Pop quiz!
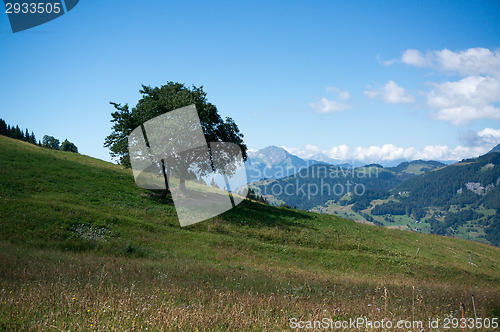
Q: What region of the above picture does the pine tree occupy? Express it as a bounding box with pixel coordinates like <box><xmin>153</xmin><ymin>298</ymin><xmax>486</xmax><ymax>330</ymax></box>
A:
<box><xmin>0</xmin><ymin>119</ymin><xmax>7</xmax><ymax>136</ymax></box>
<box><xmin>15</xmin><ymin>125</ymin><xmax>22</xmax><ymax>139</ymax></box>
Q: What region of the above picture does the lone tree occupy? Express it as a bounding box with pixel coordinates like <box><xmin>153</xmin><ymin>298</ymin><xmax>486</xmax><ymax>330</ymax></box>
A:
<box><xmin>104</xmin><ymin>82</ymin><xmax>247</xmax><ymax>196</ymax></box>
<box><xmin>61</xmin><ymin>139</ymin><xmax>78</xmax><ymax>153</ymax></box>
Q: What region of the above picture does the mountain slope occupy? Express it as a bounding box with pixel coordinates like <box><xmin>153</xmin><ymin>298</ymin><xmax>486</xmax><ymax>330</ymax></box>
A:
<box><xmin>250</xmin><ymin>155</ymin><xmax>499</xmax><ymax>246</ymax></box>
<box><xmin>0</xmin><ymin>135</ymin><xmax>499</xmax><ymax>329</ymax></box>
<box><xmin>488</xmin><ymin>143</ymin><xmax>500</xmax><ymax>154</ymax></box>
<box><xmin>386</xmin><ymin>159</ymin><xmax>446</xmax><ymax>175</ymax></box>
<box><xmin>393</xmin><ymin>152</ymin><xmax>500</xmax><ymax>210</ymax></box>
<box><xmin>323</xmin><ymin>153</ymin><xmax>500</xmax><ymax>246</ymax></box>
<box><xmin>246</xmin><ymin>145</ymin><xmax>320</xmax><ymax>182</ymax></box>
<box><xmin>251</xmin><ymin>160</ymin><xmax>446</xmax><ymax>211</ymax></box>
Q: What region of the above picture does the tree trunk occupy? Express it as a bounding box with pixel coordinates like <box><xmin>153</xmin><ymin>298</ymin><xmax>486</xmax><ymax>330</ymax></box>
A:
<box><xmin>179</xmin><ymin>178</ymin><xmax>186</xmax><ymax>193</ymax></box>
<box><xmin>160</xmin><ymin>159</ymin><xmax>170</xmax><ymax>198</ymax></box>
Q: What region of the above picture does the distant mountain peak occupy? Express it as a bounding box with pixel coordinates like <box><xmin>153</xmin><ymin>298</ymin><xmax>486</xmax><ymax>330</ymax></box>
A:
<box><xmin>249</xmin><ymin>146</ymin><xmax>292</xmax><ymax>166</ymax></box>
<box><xmin>307</xmin><ymin>152</ymin><xmax>339</xmax><ymax>165</ymax></box>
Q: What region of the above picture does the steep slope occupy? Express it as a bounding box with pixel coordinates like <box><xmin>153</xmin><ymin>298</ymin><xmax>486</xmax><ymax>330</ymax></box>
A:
<box><xmin>393</xmin><ymin>152</ymin><xmax>500</xmax><ymax>210</ymax></box>
<box><xmin>488</xmin><ymin>143</ymin><xmax>500</xmax><ymax>154</ymax></box>
<box><xmin>320</xmin><ymin>153</ymin><xmax>500</xmax><ymax>245</ymax></box>
<box><xmin>0</xmin><ymin>135</ymin><xmax>499</xmax><ymax>330</ymax></box>
<box><xmin>385</xmin><ymin>152</ymin><xmax>500</xmax><ymax>244</ymax></box>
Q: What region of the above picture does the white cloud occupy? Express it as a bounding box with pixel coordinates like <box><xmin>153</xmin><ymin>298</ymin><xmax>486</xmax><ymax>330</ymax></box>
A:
<box><xmin>352</xmin><ymin>144</ymin><xmax>415</xmax><ymax>161</ymax></box>
<box><xmin>364</xmin><ymin>80</ymin><xmax>415</xmax><ymax>104</ymax></box>
<box><xmin>478</xmin><ymin>128</ymin><xmax>500</xmax><ymax>143</ymax></box>
<box><xmin>401</xmin><ymin>49</ymin><xmax>428</xmax><ymax>67</ymax></box>
<box><xmin>283</xmin><ymin>141</ymin><xmax>491</xmax><ymax>163</ymax></box>
<box><xmin>281</xmin><ymin>144</ymin><xmax>320</xmax><ymax>159</ymax></box>
<box><xmin>382</xmin><ymin>47</ymin><xmax>500</xmax><ymax>125</ymax></box>
<box><xmin>389</xmin><ymin>47</ymin><xmax>500</xmax><ymax>76</ymax></box>
<box><xmin>309</xmin><ymin>97</ymin><xmax>351</xmax><ymax>113</ymax></box>
<box><xmin>326</xmin><ymin>144</ymin><xmax>351</xmax><ymax>160</ymax></box>
<box><xmin>459</xmin><ymin>128</ymin><xmax>500</xmax><ymax>147</ymax></box>
<box><xmin>432</xmin><ymin>48</ymin><xmax>500</xmax><ymax>77</ymax></box>
<box><xmin>382</xmin><ymin>59</ymin><xmax>397</xmax><ymax>66</ymax></box>
<box><xmin>425</xmin><ymin>75</ymin><xmax>500</xmax><ymax>125</ymax></box>
<box><xmin>309</xmin><ymin>87</ymin><xmax>351</xmax><ymax>113</ymax></box>
<box><xmin>325</xmin><ymin>86</ymin><xmax>351</xmax><ymax>100</ymax></box>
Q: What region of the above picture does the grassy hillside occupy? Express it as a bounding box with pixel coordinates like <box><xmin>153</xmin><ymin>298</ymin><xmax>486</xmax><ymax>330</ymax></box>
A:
<box><xmin>0</xmin><ymin>135</ymin><xmax>499</xmax><ymax>330</ymax></box>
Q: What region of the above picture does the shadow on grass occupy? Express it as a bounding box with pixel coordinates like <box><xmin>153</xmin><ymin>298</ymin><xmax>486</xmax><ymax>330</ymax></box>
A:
<box><xmin>219</xmin><ymin>199</ymin><xmax>315</xmax><ymax>229</ymax></box>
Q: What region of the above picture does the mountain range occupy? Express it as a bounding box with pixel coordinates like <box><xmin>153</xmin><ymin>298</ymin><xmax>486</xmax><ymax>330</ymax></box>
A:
<box><xmin>246</xmin><ymin>145</ymin><xmax>449</xmax><ymax>182</ymax></box>
<box><xmin>248</xmin><ymin>146</ymin><xmax>500</xmax><ymax>247</ymax></box>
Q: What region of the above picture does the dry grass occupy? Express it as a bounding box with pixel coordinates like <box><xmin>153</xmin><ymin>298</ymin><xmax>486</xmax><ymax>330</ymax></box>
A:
<box><xmin>1</xmin><ymin>243</ymin><xmax>498</xmax><ymax>331</ymax></box>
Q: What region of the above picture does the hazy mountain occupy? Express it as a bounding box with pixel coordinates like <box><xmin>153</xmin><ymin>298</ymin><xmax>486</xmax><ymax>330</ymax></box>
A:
<box><xmin>246</xmin><ymin>146</ymin><xmax>362</xmax><ymax>182</ymax></box>
<box><xmin>246</xmin><ymin>146</ymin><xmax>319</xmax><ymax>182</ymax></box>
<box><xmin>307</xmin><ymin>153</ymin><xmax>355</xmax><ymax>169</ymax></box>
<box><xmin>308</xmin><ymin>153</ymin><xmax>340</xmax><ymax>164</ymax></box>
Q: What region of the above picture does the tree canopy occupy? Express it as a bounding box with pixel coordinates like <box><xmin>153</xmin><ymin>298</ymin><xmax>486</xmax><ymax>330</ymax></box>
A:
<box><xmin>42</xmin><ymin>135</ymin><xmax>60</xmax><ymax>150</ymax></box>
<box><xmin>104</xmin><ymin>82</ymin><xmax>247</xmax><ymax>168</ymax></box>
<box><xmin>61</xmin><ymin>139</ymin><xmax>78</xmax><ymax>153</ymax></box>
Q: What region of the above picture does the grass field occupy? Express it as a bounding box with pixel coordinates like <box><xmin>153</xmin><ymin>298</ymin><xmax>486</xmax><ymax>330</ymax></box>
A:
<box><xmin>0</xmin><ymin>136</ymin><xmax>499</xmax><ymax>331</ymax></box>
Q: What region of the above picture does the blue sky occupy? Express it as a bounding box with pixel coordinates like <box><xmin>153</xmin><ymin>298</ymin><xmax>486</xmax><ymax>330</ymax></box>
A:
<box><xmin>1</xmin><ymin>0</ymin><xmax>499</xmax><ymax>164</ymax></box>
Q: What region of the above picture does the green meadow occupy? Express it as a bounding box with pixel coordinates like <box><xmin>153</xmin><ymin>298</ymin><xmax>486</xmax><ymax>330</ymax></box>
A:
<box><xmin>1</xmin><ymin>135</ymin><xmax>499</xmax><ymax>331</ymax></box>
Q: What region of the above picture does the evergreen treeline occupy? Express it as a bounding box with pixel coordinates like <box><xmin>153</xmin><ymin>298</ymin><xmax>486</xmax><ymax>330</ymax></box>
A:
<box><xmin>371</xmin><ymin>201</ymin><xmax>406</xmax><ymax>215</ymax></box>
<box><xmin>0</xmin><ymin>118</ymin><xmax>78</xmax><ymax>153</ymax></box>
<box><xmin>393</xmin><ymin>153</ymin><xmax>500</xmax><ymax>210</ymax></box>
<box><xmin>485</xmin><ymin>215</ymin><xmax>500</xmax><ymax>247</ymax></box>
<box><xmin>247</xmin><ymin>188</ymin><xmax>268</xmax><ymax>204</ymax></box>
<box><xmin>0</xmin><ymin>118</ymin><xmax>37</xmax><ymax>144</ymax></box>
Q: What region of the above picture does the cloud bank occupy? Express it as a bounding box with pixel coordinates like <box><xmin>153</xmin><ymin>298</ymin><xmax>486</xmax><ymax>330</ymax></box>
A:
<box><xmin>283</xmin><ymin>128</ymin><xmax>498</xmax><ymax>163</ymax></box>
<box><xmin>383</xmin><ymin>47</ymin><xmax>500</xmax><ymax>125</ymax></box>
